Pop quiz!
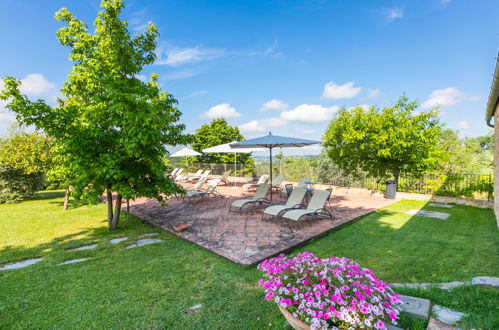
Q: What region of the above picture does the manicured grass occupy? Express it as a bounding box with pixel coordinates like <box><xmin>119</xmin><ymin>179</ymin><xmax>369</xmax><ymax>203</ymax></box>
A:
<box><xmin>0</xmin><ymin>192</ymin><xmax>497</xmax><ymax>328</ymax></box>
<box><xmin>301</xmin><ymin>199</ymin><xmax>498</xmax><ymax>283</ymax></box>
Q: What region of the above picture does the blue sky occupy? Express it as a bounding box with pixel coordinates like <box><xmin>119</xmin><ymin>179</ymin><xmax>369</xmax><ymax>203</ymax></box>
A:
<box><xmin>1</xmin><ymin>0</ymin><xmax>498</xmax><ymax>155</ymax></box>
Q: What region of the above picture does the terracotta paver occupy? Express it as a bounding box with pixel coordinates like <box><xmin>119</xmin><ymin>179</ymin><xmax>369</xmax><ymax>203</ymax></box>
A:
<box><xmin>128</xmin><ymin>183</ymin><xmax>396</xmax><ymax>265</ymax></box>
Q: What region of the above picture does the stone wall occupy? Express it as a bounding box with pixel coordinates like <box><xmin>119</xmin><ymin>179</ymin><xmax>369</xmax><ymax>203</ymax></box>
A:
<box><xmin>495</xmin><ymin>109</ymin><xmax>499</xmax><ymax>225</ymax></box>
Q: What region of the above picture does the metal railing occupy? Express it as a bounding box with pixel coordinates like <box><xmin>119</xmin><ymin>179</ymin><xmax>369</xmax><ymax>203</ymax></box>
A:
<box><xmin>174</xmin><ymin>162</ymin><xmax>494</xmax><ymax>200</ymax></box>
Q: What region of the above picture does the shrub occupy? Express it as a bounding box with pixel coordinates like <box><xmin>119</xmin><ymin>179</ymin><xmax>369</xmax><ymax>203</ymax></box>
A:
<box><xmin>258</xmin><ymin>252</ymin><xmax>402</xmax><ymax>329</ymax></box>
<box><xmin>0</xmin><ymin>165</ymin><xmax>45</xmax><ymax>203</ymax></box>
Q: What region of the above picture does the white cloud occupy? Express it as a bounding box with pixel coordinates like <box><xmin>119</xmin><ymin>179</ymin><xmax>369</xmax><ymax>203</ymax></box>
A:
<box><xmin>322</xmin><ymin>81</ymin><xmax>362</xmax><ymax>100</ymax></box>
<box><xmin>184</xmin><ymin>90</ymin><xmax>208</xmax><ymax>99</ymax></box>
<box><xmin>19</xmin><ymin>73</ymin><xmax>56</xmax><ymax>96</ymax></box>
<box><xmin>135</xmin><ymin>74</ymin><xmax>146</xmax><ymax>81</ymax></box>
<box><xmin>260</xmin><ymin>99</ymin><xmax>288</xmax><ymax>112</ymax></box>
<box><xmin>238</xmin><ymin>117</ymin><xmax>288</xmax><ymax>134</ymax></box>
<box><xmin>155</xmin><ymin>41</ymin><xmax>278</xmax><ymax>66</ymax></box>
<box><xmin>367</xmin><ymin>88</ymin><xmax>380</xmax><ymax>98</ymax></box>
<box><xmin>383</xmin><ymin>7</ymin><xmax>404</xmax><ymax>22</ymax></box>
<box><xmin>238</xmin><ymin>120</ymin><xmax>267</xmax><ymax>134</ymax></box>
<box><xmin>457</xmin><ymin>121</ymin><xmax>470</xmax><ymax>129</ymax></box>
<box><xmin>202</xmin><ymin>104</ymin><xmax>242</xmax><ymax>119</ymax></box>
<box><xmin>156</xmin><ymin>45</ymin><xmax>226</xmax><ymax>66</ymax></box>
<box><xmin>128</xmin><ymin>9</ymin><xmax>151</xmax><ymax>32</ymax></box>
<box><xmin>422</xmin><ymin>87</ymin><xmax>479</xmax><ymax>109</ymax></box>
<box><xmin>281</xmin><ymin>104</ymin><xmax>339</xmax><ymax>123</ymax></box>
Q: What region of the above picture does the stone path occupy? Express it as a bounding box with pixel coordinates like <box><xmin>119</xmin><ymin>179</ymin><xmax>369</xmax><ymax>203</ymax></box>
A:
<box><xmin>67</xmin><ymin>243</ymin><xmax>98</xmax><ymax>251</ymax></box>
<box><xmin>391</xmin><ymin>281</ymin><xmax>469</xmax><ymax>290</ymax></box>
<box><xmin>433</xmin><ymin>305</ymin><xmax>465</xmax><ymax>325</ymax></box>
<box><xmin>428</xmin><ymin>202</ymin><xmax>454</xmax><ymax>208</ymax></box>
<box><xmin>109</xmin><ymin>237</ymin><xmax>128</xmax><ymax>244</ymax></box>
<box><xmin>471</xmin><ymin>276</ymin><xmax>499</xmax><ymax>286</ymax></box>
<box><xmin>0</xmin><ymin>258</ymin><xmax>43</xmax><ymax>271</ymax></box>
<box><xmin>400</xmin><ymin>295</ymin><xmax>431</xmax><ymax>319</ymax></box>
<box><xmin>128</xmin><ymin>184</ymin><xmax>397</xmax><ymax>265</ymax></box>
<box><xmin>427</xmin><ymin>318</ymin><xmax>455</xmax><ymax>330</ymax></box>
<box><xmin>125</xmin><ymin>238</ymin><xmax>163</xmax><ymax>249</ymax></box>
<box><xmin>405</xmin><ymin>209</ymin><xmax>450</xmax><ymax>220</ymax></box>
<box><xmin>139</xmin><ymin>232</ymin><xmax>159</xmax><ymax>237</ymax></box>
<box><xmin>58</xmin><ymin>258</ymin><xmax>91</xmax><ymax>265</ymax></box>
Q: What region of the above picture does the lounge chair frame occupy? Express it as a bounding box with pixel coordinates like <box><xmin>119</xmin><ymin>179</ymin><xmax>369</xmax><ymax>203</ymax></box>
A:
<box><xmin>229</xmin><ymin>184</ymin><xmax>271</xmax><ymax>213</ymax></box>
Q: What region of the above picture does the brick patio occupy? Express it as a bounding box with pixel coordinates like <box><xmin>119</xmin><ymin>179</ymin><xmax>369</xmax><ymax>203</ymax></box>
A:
<box><xmin>128</xmin><ymin>183</ymin><xmax>397</xmax><ymax>265</ymax></box>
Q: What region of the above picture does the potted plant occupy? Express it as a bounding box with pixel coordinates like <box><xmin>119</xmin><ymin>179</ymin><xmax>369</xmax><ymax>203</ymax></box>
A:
<box><xmin>258</xmin><ymin>252</ymin><xmax>402</xmax><ymax>329</ymax></box>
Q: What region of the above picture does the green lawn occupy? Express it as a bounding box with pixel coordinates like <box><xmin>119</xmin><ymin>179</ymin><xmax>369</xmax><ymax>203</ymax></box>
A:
<box><xmin>0</xmin><ymin>191</ymin><xmax>497</xmax><ymax>329</ymax></box>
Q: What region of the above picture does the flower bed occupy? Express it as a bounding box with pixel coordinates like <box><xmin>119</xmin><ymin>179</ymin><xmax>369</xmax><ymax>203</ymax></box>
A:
<box><xmin>258</xmin><ymin>252</ymin><xmax>402</xmax><ymax>329</ymax></box>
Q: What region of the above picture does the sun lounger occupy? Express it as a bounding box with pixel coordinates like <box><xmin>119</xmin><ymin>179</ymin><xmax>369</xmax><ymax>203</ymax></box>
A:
<box><xmin>229</xmin><ymin>184</ymin><xmax>271</xmax><ymax>213</ymax></box>
<box><xmin>242</xmin><ymin>174</ymin><xmax>269</xmax><ymax>191</ymax></box>
<box><xmin>185</xmin><ymin>169</ymin><xmax>203</xmax><ymax>182</ymax></box>
<box><xmin>271</xmin><ymin>175</ymin><xmax>285</xmax><ymax>191</ymax></box>
<box><xmin>186</xmin><ymin>179</ymin><xmax>223</xmax><ymax>200</ymax></box>
<box><xmin>297</xmin><ymin>178</ymin><xmax>310</xmax><ymax>189</ymax></box>
<box><xmin>185</xmin><ymin>177</ymin><xmax>208</xmax><ymax>192</ymax></box>
<box><xmin>220</xmin><ymin>170</ymin><xmax>231</xmax><ymax>185</ymax></box>
<box><xmin>170</xmin><ymin>168</ymin><xmax>179</xmax><ymax>177</ymax></box>
<box><xmin>281</xmin><ymin>190</ymin><xmax>334</xmax><ymax>221</ymax></box>
<box><xmin>262</xmin><ymin>187</ymin><xmax>307</xmax><ymax>221</ymax></box>
<box><xmin>174</xmin><ymin>174</ymin><xmax>186</xmax><ymax>182</ymax></box>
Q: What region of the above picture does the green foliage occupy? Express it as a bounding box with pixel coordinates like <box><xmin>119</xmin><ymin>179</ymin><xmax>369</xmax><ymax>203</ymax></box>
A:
<box><xmin>191</xmin><ymin>118</ymin><xmax>255</xmax><ymax>170</ymax></box>
<box><xmin>0</xmin><ymin>165</ymin><xmax>45</xmax><ymax>203</ymax></box>
<box><xmin>436</xmin><ymin>129</ymin><xmax>493</xmax><ymax>173</ymax></box>
<box><xmin>0</xmin><ymin>0</ymin><xmax>189</xmax><ymax>229</ymax></box>
<box><xmin>323</xmin><ymin>96</ymin><xmax>443</xmax><ymax>182</ymax></box>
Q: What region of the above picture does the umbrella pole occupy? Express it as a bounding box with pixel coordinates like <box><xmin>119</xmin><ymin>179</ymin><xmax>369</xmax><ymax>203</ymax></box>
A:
<box><xmin>234</xmin><ymin>153</ymin><xmax>237</xmax><ymax>187</ymax></box>
<box><xmin>269</xmin><ymin>147</ymin><xmax>273</xmax><ymax>201</ymax></box>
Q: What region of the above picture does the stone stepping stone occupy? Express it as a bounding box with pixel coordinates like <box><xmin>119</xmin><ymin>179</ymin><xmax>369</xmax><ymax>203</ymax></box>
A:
<box><xmin>428</xmin><ymin>202</ymin><xmax>454</xmax><ymax>208</ymax></box>
<box><xmin>109</xmin><ymin>237</ymin><xmax>128</xmax><ymax>244</ymax></box>
<box><xmin>427</xmin><ymin>317</ymin><xmax>456</xmax><ymax>330</ymax></box>
<box><xmin>58</xmin><ymin>258</ymin><xmax>90</xmax><ymax>265</ymax></box>
<box><xmin>125</xmin><ymin>238</ymin><xmax>163</xmax><ymax>249</ymax></box>
<box><xmin>0</xmin><ymin>258</ymin><xmax>43</xmax><ymax>271</ymax></box>
<box><xmin>472</xmin><ymin>276</ymin><xmax>499</xmax><ymax>287</ymax></box>
<box><xmin>405</xmin><ymin>209</ymin><xmax>450</xmax><ymax>220</ymax></box>
<box><xmin>400</xmin><ymin>294</ymin><xmax>431</xmax><ymax>319</ymax></box>
<box><xmin>433</xmin><ymin>305</ymin><xmax>465</xmax><ymax>325</ymax></box>
<box><xmin>67</xmin><ymin>243</ymin><xmax>98</xmax><ymax>251</ymax></box>
<box><xmin>139</xmin><ymin>232</ymin><xmax>159</xmax><ymax>237</ymax></box>
<box><xmin>391</xmin><ymin>281</ymin><xmax>468</xmax><ymax>290</ymax></box>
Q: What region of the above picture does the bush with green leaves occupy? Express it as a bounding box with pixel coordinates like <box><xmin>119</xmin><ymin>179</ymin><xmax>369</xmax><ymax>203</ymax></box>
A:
<box><xmin>0</xmin><ymin>165</ymin><xmax>45</xmax><ymax>203</ymax></box>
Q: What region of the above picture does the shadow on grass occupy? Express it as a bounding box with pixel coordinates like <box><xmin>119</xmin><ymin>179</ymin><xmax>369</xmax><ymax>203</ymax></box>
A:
<box><xmin>0</xmin><ymin>213</ymin><xmax>157</xmax><ymax>266</ymax></box>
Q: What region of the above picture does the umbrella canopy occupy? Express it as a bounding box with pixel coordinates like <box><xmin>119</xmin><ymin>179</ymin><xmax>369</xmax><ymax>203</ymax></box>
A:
<box><xmin>203</xmin><ymin>141</ymin><xmax>264</xmax><ymax>186</ymax></box>
<box><xmin>170</xmin><ymin>147</ymin><xmax>202</xmax><ymax>157</ymax></box>
<box><xmin>202</xmin><ymin>141</ymin><xmax>263</xmax><ymax>154</ymax></box>
<box><xmin>231</xmin><ymin>132</ymin><xmax>320</xmax><ymax>200</ymax></box>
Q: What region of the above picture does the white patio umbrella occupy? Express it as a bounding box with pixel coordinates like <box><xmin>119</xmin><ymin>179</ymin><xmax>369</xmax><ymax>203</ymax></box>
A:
<box><xmin>169</xmin><ymin>147</ymin><xmax>202</xmax><ymax>168</ymax></box>
<box><xmin>170</xmin><ymin>147</ymin><xmax>202</xmax><ymax>157</ymax></box>
<box><xmin>202</xmin><ymin>141</ymin><xmax>264</xmax><ymax>186</ymax></box>
<box><xmin>231</xmin><ymin>132</ymin><xmax>320</xmax><ymax>200</ymax></box>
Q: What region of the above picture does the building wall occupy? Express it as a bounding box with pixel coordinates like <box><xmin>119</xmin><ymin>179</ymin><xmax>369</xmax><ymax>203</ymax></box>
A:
<box><xmin>494</xmin><ymin>108</ymin><xmax>499</xmax><ymax>226</ymax></box>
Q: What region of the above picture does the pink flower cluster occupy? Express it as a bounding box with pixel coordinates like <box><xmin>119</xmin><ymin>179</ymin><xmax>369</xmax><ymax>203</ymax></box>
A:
<box><xmin>257</xmin><ymin>252</ymin><xmax>402</xmax><ymax>329</ymax></box>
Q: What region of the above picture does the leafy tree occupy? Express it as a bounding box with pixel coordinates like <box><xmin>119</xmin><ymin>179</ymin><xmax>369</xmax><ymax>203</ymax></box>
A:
<box><xmin>0</xmin><ymin>131</ymin><xmax>54</xmax><ymax>175</ymax></box>
<box><xmin>191</xmin><ymin>118</ymin><xmax>253</xmax><ymax>166</ymax></box>
<box><xmin>323</xmin><ymin>96</ymin><xmax>443</xmax><ymax>187</ymax></box>
<box><xmin>0</xmin><ymin>165</ymin><xmax>46</xmax><ymax>203</ymax></box>
<box><xmin>0</xmin><ymin>0</ymin><xmax>189</xmax><ymax>229</ymax></box>
<box><xmin>436</xmin><ymin>129</ymin><xmax>493</xmax><ymax>174</ymax></box>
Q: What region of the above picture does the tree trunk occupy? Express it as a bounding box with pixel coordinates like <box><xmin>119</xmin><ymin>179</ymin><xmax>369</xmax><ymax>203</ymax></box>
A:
<box><xmin>106</xmin><ymin>189</ymin><xmax>113</xmax><ymax>226</ymax></box>
<box><xmin>63</xmin><ymin>186</ymin><xmax>70</xmax><ymax>211</ymax></box>
<box><xmin>393</xmin><ymin>169</ymin><xmax>400</xmax><ymax>190</ymax></box>
<box><xmin>110</xmin><ymin>193</ymin><xmax>122</xmax><ymax>230</ymax></box>
<box><xmin>125</xmin><ymin>199</ymin><xmax>130</xmax><ymax>226</ymax></box>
